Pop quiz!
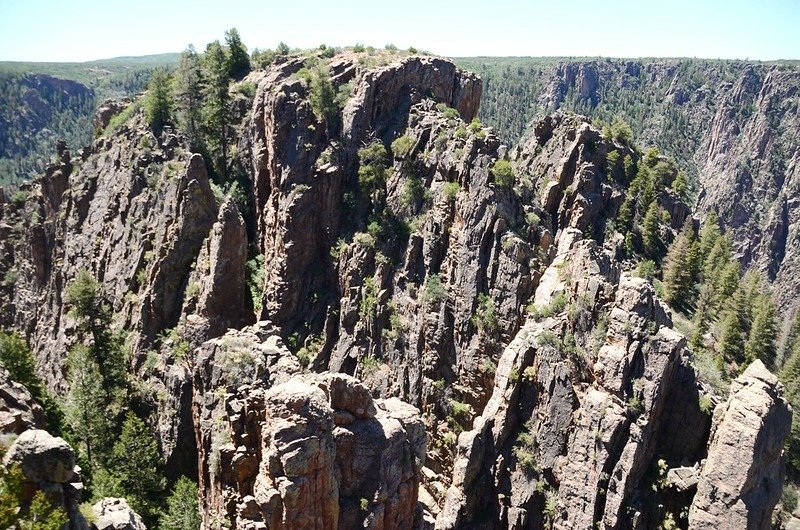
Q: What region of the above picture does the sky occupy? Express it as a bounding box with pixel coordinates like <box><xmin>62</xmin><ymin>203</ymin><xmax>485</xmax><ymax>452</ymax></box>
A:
<box><xmin>0</xmin><ymin>0</ymin><xmax>798</xmax><ymax>62</ymax></box>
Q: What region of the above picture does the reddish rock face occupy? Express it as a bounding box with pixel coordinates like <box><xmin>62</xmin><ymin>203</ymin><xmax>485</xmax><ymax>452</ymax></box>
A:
<box><xmin>0</xmin><ymin>54</ymin><xmax>791</xmax><ymax>530</ymax></box>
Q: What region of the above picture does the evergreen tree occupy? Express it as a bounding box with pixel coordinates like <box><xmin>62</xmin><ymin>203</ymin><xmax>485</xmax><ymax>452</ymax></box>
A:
<box><xmin>697</xmin><ymin>212</ymin><xmax>721</xmax><ymax>263</ymax></box>
<box><xmin>641</xmin><ymin>201</ymin><xmax>660</xmax><ymax>257</ymax></box>
<box><xmin>0</xmin><ymin>332</ymin><xmax>62</xmax><ymax>433</ymax></box>
<box><xmin>781</xmin><ymin>345</ymin><xmax>800</xmax><ymax>474</ymax></box>
<box><xmin>174</xmin><ymin>45</ymin><xmax>204</xmax><ymax>146</ymax></box>
<box><xmin>662</xmin><ymin>218</ymin><xmax>695</xmax><ymax>308</ymax></box>
<box><xmin>308</xmin><ymin>66</ymin><xmax>339</xmax><ymax>128</ymax></box>
<box><xmin>144</xmin><ymin>69</ymin><xmax>173</xmax><ymax>131</ymax></box>
<box><xmin>713</xmin><ymin>259</ymin><xmax>741</xmax><ymax>312</ymax></box>
<box><xmin>691</xmin><ymin>283</ymin><xmax>714</xmax><ymax>351</ymax></box>
<box><xmin>672</xmin><ymin>170</ymin><xmax>689</xmax><ymax>201</ymax></box>
<box><xmin>202</xmin><ymin>40</ymin><xmax>231</xmax><ymax>181</ymax></box>
<box><xmin>702</xmin><ymin>233</ymin><xmax>732</xmax><ymax>289</ymax></box>
<box><xmin>108</xmin><ymin>413</ymin><xmax>167</xmax><ymax>525</ymax></box>
<box><xmin>225</xmin><ymin>28</ymin><xmax>251</xmax><ymax>80</ymax></box>
<box><xmin>65</xmin><ymin>270</ymin><xmax>126</xmax><ymax>392</ymax></box>
<box><xmin>161</xmin><ymin>477</ymin><xmax>201</xmax><ymax>530</ymax></box>
<box><xmin>65</xmin><ymin>344</ymin><xmax>110</xmax><ymax>470</ymax></box>
<box><xmin>718</xmin><ymin>311</ymin><xmax>745</xmax><ymax>371</ymax></box>
<box><xmin>745</xmin><ymin>294</ymin><xmax>778</xmax><ymax>368</ymax></box>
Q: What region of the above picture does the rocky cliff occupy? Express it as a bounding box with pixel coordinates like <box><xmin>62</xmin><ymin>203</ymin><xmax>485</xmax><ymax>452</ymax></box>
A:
<box><xmin>0</xmin><ymin>52</ymin><xmax>793</xmax><ymax>529</ymax></box>
<box><xmin>461</xmin><ymin>58</ymin><xmax>800</xmax><ymax>309</ymax></box>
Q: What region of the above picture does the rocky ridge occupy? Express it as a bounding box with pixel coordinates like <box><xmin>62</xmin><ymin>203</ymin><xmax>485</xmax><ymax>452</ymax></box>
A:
<box><xmin>0</xmin><ymin>53</ymin><xmax>793</xmax><ymax>529</ymax></box>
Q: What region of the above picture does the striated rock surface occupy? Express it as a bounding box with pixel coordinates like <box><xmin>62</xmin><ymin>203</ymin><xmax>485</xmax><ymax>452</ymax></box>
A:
<box><xmin>689</xmin><ymin>360</ymin><xmax>792</xmax><ymax>529</ymax></box>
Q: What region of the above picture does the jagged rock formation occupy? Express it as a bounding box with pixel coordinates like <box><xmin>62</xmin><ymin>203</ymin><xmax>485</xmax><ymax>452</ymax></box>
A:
<box><xmin>192</xmin><ymin>323</ymin><xmax>425</xmax><ymax>529</ymax></box>
<box><xmin>0</xmin><ymin>363</ymin><xmax>44</xmax><ymax>434</ymax></box>
<box><xmin>0</xmin><ymin>53</ymin><xmax>792</xmax><ymax>529</ymax></box>
<box><xmin>689</xmin><ymin>360</ymin><xmax>791</xmax><ymax>528</ymax></box>
<box><xmin>464</xmin><ymin>58</ymin><xmax>800</xmax><ymax>307</ymax></box>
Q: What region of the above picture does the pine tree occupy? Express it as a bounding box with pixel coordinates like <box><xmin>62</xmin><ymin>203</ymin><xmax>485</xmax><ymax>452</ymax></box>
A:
<box><xmin>202</xmin><ymin>40</ymin><xmax>231</xmax><ymax>181</ymax></box>
<box><xmin>662</xmin><ymin>218</ymin><xmax>695</xmax><ymax>308</ymax></box>
<box><xmin>108</xmin><ymin>413</ymin><xmax>167</xmax><ymax>525</ymax></box>
<box><xmin>66</xmin><ymin>270</ymin><xmax>126</xmax><ymax>392</ymax></box>
<box><xmin>225</xmin><ymin>28</ymin><xmax>251</xmax><ymax>80</ymax></box>
<box><xmin>162</xmin><ymin>477</ymin><xmax>201</xmax><ymax>530</ymax></box>
<box><xmin>174</xmin><ymin>45</ymin><xmax>204</xmax><ymax>146</ymax></box>
<box><xmin>672</xmin><ymin>170</ymin><xmax>688</xmax><ymax>201</ymax></box>
<box><xmin>780</xmin><ymin>344</ymin><xmax>800</xmax><ymax>473</ymax></box>
<box><xmin>144</xmin><ymin>69</ymin><xmax>173</xmax><ymax>131</ymax></box>
<box><xmin>697</xmin><ymin>212</ymin><xmax>721</xmax><ymax>263</ymax></box>
<box><xmin>713</xmin><ymin>259</ymin><xmax>741</xmax><ymax>312</ymax></box>
<box><xmin>65</xmin><ymin>344</ymin><xmax>110</xmax><ymax>470</ymax></box>
<box><xmin>718</xmin><ymin>311</ymin><xmax>745</xmax><ymax>371</ymax></box>
<box><xmin>691</xmin><ymin>283</ymin><xmax>714</xmax><ymax>351</ymax></box>
<box><xmin>745</xmin><ymin>294</ymin><xmax>778</xmax><ymax>368</ymax></box>
<box><xmin>641</xmin><ymin>201</ymin><xmax>660</xmax><ymax>258</ymax></box>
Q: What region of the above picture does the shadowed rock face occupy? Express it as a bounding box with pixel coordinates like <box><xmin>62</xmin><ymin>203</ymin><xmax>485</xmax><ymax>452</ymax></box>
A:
<box><xmin>0</xmin><ymin>54</ymin><xmax>792</xmax><ymax>530</ymax></box>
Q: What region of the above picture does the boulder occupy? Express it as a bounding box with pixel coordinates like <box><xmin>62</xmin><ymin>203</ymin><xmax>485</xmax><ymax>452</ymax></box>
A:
<box><xmin>3</xmin><ymin>429</ymin><xmax>75</xmax><ymax>483</ymax></box>
<box><xmin>92</xmin><ymin>497</ymin><xmax>147</xmax><ymax>530</ymax></box>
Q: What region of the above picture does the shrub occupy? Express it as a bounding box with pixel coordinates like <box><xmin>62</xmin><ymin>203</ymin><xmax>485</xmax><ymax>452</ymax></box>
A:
<box><xmin>698</xmin><ymin>394</ymin><xmax>714</xmax><ymax>415</ymax></box>
<box><xmin>359</xmin><ymin>277</ymin><xmax>378</xmax><ymax>320</ymax></box>
<box><xmin>391</xmin><ymin>135</ymin><xmax>414</xmax><ymax>158</ymax></box>
<box><xmin>358</xmin><ymin>142</ymin><xmax>389</xmax><ymax>195</ymax></box>
<box><xmin>246</xmin><ymin>255</ymin><xmax>265</xmax><ymax>313</ymax></box>
<box><xmin>353</xmin><ymin>43</ymin><xmax>365</xmax><ymax>53</ymax></box>
<box><xmin>481</xmin><ymin>357</ymin><xmax>497</xmax><ymax>375</ymax></box>
<box><xmin>472</xmin><ymin>294</ymin><xmax>498</xmax><ymax>331</ymax></box>
<box><xmin>360</xmin><ymin>354</ymin><xmax>379</xmax><ymax>375</ymax></box>
<box><xmin>443</xmin><ymin>182</ymin><xmax>460</xmax><ymax>201</ymax></box>
<box><xmin>400</xmin><ymin>176</ymin><xmax>424</xmax><ymax>208</ymax></box>
<box><xmin>537</xmin><ymin>330</ymin><xmax>559</xmax><ymax>348</ymax></box>
<box><xmin>491</xmin><ymin>159</ymin><xmax>515</xmax><ymax>188</ymax></box>
<box><xmin>528</xmin><ymin>292</ymin><xmax>567</xmax><ymax>321</ymax></box>
<box><xmin>422</xmin><ymin>274</ymin><xmax>447</xmax><ymax>303</ymax></box>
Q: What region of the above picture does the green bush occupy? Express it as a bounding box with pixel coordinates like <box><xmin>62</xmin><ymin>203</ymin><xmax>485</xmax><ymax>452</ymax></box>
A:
<box><xmin>443</xmin><ymin>182</ymin><xmax>460</xmax><ymax>201</ymax></box>
<box><xmin>358</xmin><ymin>142</ymin><xmax>389</xmax><ymax>195</ymax></box>
<box><xmin>391</xmin><ymin>135</ymin><xmax>414</xmax><ymax>158</ymax></box>
<box><xmin>161</xmin><ymin>477</ymin><xmax>201</xmax><ymax>530</ymax></box>
<box><xmin>422</xmin><ymin>274</ymin><xmax>447</xmax><ymax>303</ymax></box>
<box><xmin>491</xmin><ymin>159</ymin><xmax>515</xmax><ymax>188</ymax></box>
<box><xmin>472</xmin><ymin>294</ymin><xmax>498</xmax><ymax>331</ymax></box>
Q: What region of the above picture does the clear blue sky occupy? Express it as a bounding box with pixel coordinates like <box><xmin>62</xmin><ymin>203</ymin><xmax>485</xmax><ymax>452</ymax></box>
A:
<box><xmin>1</xmin><ymin>0</ymin><xmax>798</xmax><ymax>62</ymax></box>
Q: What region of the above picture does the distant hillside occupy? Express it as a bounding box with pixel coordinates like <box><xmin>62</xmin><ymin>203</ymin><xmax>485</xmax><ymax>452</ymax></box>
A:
<box><xmin>0</xmin><ymin>54</ymin><xmax>179</xmax><ymax>188</ymax></box>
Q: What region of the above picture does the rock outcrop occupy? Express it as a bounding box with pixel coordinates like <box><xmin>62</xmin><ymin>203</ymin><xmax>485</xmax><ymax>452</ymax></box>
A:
<box><xmin>192</xmin><ymin>324</ymin><xmax>425</xmax><ymax>529</ymax></box>
<box><xmin>689</xmin><ymin>360</ymin><xmax>792</xmax><ymax>528</ymax></box>
<box><xmin>0</xmin><ymin>363</ymin><xmax>44</xmax><ymax>434</ymax></box>
<box><xmin>0</xmin><ymin>52</ymin><xmax>792</xmax><ymax>529</ymax></box>
<box><xmin>91</xmin><ymin>497</ymin><xmax>147</xmax><ymax>530</ymax></box>
<box><xmin>3</xmin><ymin>428</ymin><xmax>85</xmax><ymax>525</ymax></box>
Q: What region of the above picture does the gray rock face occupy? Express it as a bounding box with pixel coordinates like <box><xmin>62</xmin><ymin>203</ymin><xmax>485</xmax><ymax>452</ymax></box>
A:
<box><xmin>92</xmin><ymin>497</ymin><xmax>147</xmax><ymax>530</ymax></box>
<box><xmin>3</xmin><ymin>428</ymin><xmax>75</xmax><ymax>483</ymax></box>
<box><xmin>0</xmin><ymin>364</ymin><xmax>44</xmax><ymax>434</ymax></box>
<box><xmin>689</xmin><ymin>360</ymin><xmax>792</xmax><ymax>529</ymax></box>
